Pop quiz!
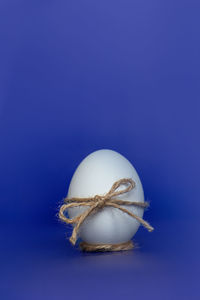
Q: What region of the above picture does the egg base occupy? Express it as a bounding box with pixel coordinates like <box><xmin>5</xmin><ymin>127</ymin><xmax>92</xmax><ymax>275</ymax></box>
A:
<box><xmin>79</xmin><ymin>240</ymin><xmax>134</xmax><ymax>252</ymax></box>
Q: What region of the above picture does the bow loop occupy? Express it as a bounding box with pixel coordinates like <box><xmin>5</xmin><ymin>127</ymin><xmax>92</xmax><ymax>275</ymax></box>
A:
<box><xmin>108</xmin><ymin>178</ymin><xmax>135</xmax><ymax>198</ymax></box>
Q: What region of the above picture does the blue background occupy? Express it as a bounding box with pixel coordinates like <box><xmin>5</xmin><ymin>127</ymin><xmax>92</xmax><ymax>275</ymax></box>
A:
<box><xmin>0</xmin><ymin>0</ymin><xmax>199</xmax><ymax>299</ymax></box>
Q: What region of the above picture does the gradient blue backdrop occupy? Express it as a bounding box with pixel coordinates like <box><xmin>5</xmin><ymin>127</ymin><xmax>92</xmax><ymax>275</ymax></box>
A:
<box><xmin>0</xmin><ymin>0</ymin><xmax>199</xmax><ymax>299</ymax></box>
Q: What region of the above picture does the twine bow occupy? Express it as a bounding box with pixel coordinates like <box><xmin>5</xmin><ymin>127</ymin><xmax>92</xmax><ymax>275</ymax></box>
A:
<box><xmin>59</xmin><ymin>178</ymin><xmax>154</xmax><ymax>245</ymax></box>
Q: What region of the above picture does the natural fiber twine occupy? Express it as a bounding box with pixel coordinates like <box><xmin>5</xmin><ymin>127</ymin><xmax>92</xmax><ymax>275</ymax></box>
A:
<box><xmin>59</xmin><ymin>178</ymin><xmax>154</xmax><ymax>252</ymax></box>
<box><xmin>80</xmin><ymin>240</ymin><xmax>134</xmax><ymax>252</ymax></box>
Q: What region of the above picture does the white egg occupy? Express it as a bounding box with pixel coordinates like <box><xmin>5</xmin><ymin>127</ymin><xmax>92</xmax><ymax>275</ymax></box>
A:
<box><xmin>67</xmin><ymin>149</ymin><xmax>144</xmax><ymax>244</ymax></box>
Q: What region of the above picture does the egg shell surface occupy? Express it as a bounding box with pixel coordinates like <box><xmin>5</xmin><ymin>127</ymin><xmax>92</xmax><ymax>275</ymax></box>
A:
<box><xmin>67</xmin><ymin>149</ymin><xmax>144</xmax><ymax>244</ymax></box>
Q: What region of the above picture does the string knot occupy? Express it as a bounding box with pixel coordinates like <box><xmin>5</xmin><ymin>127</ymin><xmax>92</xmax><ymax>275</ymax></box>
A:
<box><xmin>94</xmin><ymin>195</ymin><xmax>107</xmax><ymax>209</ymax></box>
<box><xmin>59</xmin><ymin>178</ymin><xmax>154</xmax><ymax>245</ymax></box>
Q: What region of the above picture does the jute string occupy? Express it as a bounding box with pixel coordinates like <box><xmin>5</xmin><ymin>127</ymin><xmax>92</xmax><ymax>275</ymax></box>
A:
<box><xmin>59</xmin><ymin>178</ymin><xmax>154</xmax><ymax>251</ymax></box>
<box><xmin>79</xmin><ymin>240</ymin><xmax>134</xmax><ymax>252</ymax></box>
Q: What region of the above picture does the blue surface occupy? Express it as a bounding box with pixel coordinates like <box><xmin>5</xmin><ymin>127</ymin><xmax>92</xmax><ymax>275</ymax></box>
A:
<box><xmin>0</xmin><ymin>0</ymin><xmax>200</xmax><ymax>299</ymax></box>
